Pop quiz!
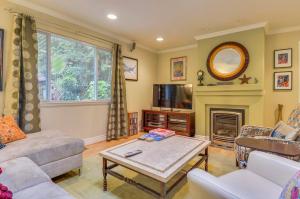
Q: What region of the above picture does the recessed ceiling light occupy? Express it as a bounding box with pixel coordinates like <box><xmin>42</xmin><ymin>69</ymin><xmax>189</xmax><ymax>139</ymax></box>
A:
<box><xmin>107</xmin><ymin>14</ymin><xmax>117</xmax><ymax>20</ymax></box>
<box><xmin>156</xmin><ymin>37</ymin><xmax>164</xmax><ymax>42</ymax></box>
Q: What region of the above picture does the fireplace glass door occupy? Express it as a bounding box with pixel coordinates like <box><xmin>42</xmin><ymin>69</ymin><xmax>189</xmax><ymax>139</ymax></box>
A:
<box><xmin>210</xmin><ymin>108</ymin><xmax>244</xmax><ymax>148</ymax></box>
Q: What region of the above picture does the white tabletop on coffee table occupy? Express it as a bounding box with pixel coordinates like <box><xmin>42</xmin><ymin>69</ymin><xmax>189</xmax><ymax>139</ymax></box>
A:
<box><xmin>100</xmin><ymin>135</ymin><xmax>210</xmax><ymax>182</ymax></box>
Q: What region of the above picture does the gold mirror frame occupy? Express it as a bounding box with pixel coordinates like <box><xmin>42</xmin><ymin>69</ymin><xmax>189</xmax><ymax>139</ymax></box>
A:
<box><xmin>207</xmin><ymin>42</ymin><xmax>249</xmax><ymax>81</ymax></box>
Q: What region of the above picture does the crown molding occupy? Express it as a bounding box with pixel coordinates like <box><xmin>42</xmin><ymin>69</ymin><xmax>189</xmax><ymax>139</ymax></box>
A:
<box><xmin>194</xmin><ymin>22</ymin><xmax>268</xmax><ymax>40</ymax></box>
<box><xmin>158</xmin><ymin>44</ymin><xmax>198</xmax><ymax>54</ymax></box>
<box><xmin>135</xmin><ymin>43</ymin><xmax>157</xmax><ymax>53</ymax></box>
<box><xmin>267</xmin><ymin>25</ymin><xmax>300</xmax><ymax>35</ymax></box>
<box><xmin>7</xmin><ymin>0</ymin><xmax>157</xmax><ymax>53</ymax></box>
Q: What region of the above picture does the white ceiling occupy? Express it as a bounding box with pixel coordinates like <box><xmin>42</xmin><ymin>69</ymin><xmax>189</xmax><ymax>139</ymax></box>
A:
<box><xmin>14</xmin><ymin>0</ymin><xmax>300</xmax><ymax>51</ymax></box>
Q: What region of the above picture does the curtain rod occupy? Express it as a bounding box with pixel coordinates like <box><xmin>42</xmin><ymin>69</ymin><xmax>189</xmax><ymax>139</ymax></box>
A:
<box><xmin>4</xmin><ymin>7</ymin><xmax>118</xmax><ymax>46</ymax></box>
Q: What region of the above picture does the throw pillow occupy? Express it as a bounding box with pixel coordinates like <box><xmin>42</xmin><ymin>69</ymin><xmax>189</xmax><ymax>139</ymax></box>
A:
<box><xmin>0</xmin><ymin>167</ymin><xmax>13</xmax><ymax>199</ymax></box>
<box><xmin>270</xmin><ymin>121</ymin><xmax>299</xmax><ymax>141</ymax></box>
<box><xmin>280</xmin><ymin>170</ymin><xmax>300</xmax><ymax>199</ymax></box>
<box><xmin>0</xmin><ymin>115</ymin><xmax>26</xmax><ymax>144</ymax></box>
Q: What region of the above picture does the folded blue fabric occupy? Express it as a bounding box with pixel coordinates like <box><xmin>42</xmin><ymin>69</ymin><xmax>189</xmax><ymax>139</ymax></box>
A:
<box><xmin>139</xmin><ymin>133</ymin><xmax>165</xmax><ymax>141</ymax></box>
<box><xmin>0</xmin><ymin>143</ymin><xmax>6</xmax><ymax>150</ymax></box>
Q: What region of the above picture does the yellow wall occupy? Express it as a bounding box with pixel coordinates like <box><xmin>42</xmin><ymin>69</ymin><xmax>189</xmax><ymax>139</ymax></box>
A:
<box><xmin>0</xmin><ymin>1</ymin><xmax>13</xmax><ymax>112</ymax></box>
<box><xmin>157</xmin><ymin>48</ymin><xmax>199</xmax><ymax>85</ymax></box>
<box><xmin>197</xmin><ymin>28</ymin><xmax>265</xmax><ymax>87</ymax></box>
<box><xmin>157</xmin><ymin>28</ymin><xmax>300</xmax><ymax>129</ymax></box>
<box><xmin>0</xmin><ymin>1</ymin><xmax>158</xmax><ymax>140</ymax></box>
<box><xmin>124</xmin><ymin>48</ymin><xmax>157</xmax><ymax>126</ymax></box>
<box><xmin>157</xmin><ymin>28</ymin><xmax>265</xmax><ymax>87</ymax></box>
<box><xmin>1</xmin><ymin>0</ymin><xmax>300</xmax><ymax>137</ymax></box>
<box><xmin>264</xmin><ymin>31</ymin><xmax>300</xmax><ymax>127</ymax></box>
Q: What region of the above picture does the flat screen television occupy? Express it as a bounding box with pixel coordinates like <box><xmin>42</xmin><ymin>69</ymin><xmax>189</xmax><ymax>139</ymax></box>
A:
<box><xmin>153</xmin><ymin>84</ymin><xmax>193</xmax><ymax>110</ymax></box>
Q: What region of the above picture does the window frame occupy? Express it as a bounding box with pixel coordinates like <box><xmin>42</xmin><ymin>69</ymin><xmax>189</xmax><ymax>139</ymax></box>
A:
<box><xmin>37</xmin><ymin>30</ymin><xmax>113</xmax><ymax>106</ymax></box>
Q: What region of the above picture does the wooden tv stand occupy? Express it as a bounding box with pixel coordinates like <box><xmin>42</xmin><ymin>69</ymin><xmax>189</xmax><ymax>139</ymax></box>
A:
<box><xmin>142</xmin><ymin>109</ymin><xmax>195</xmax><ymax>137</ymax></box>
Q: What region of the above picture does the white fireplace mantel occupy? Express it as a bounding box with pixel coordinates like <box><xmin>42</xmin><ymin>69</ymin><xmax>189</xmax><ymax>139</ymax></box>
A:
<box><xmin>194</xmin><ymin>84</ymin><xmax>265</xmax><ymax>137</ymax></box>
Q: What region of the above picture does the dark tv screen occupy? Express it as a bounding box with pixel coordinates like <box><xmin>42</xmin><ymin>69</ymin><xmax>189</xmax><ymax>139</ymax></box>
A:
<box><xmin>153</xmin><ymin>84</ymin><xmax>192</xmax><ymax>109</ymax></box>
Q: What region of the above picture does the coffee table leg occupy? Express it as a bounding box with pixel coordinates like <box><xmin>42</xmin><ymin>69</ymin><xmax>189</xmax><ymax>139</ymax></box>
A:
<box><xmin>205</xmin><ymin>147</ymin><xmax>208</xmax><ymax>171</ymax></box>
<box><xmin>103</xmin><ymin>158</ymin><xmax>108</xmax><ymax>191</ymax></box>
<box><xmin>160</xmin><ymin>182</ymin><xmax>167</xmax><ymax>199</ymax></box>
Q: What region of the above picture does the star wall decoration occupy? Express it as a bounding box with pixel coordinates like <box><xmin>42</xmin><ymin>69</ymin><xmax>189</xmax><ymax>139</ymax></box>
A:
<box><xmin>239</xmin><ymin>74</ymin><xmax>251</xmax><ymax>84</ymax></box>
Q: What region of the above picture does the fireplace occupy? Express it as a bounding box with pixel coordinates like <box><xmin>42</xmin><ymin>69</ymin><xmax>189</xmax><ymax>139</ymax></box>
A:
<box><xmin>210</xmin><ymin>108</ymin><xmax>245</xmax><ymax>148</ymax></box>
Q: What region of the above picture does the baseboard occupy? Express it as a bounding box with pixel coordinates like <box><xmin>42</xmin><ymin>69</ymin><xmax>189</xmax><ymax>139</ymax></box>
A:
<box><xmin>83</xmin><ymin>134</ymin><xmax>106</xmax><ymax>145</ymax></box>
<box><xmin>195</xmin><ymin>134</ymin><xmax>210</xmax><ymax>140</ymax></box>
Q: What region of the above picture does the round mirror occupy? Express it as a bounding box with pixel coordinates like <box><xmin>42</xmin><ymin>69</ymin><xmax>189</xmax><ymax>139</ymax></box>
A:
<box><xmin>207</xmin><ymin>42</ymin><xmax>249</xmax><ymax>81</ymax></box>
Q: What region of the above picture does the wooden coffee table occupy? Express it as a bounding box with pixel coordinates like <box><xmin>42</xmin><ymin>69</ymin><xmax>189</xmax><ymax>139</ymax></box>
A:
<box><xmin>99</xmin><ymin>135</ymin><xmax>210</xmax><ymax>199</ymax></box>
<box><xmin>236</xmin><ymin>137</ymin><xmax>300</xmax><ymax>158</ymax></box>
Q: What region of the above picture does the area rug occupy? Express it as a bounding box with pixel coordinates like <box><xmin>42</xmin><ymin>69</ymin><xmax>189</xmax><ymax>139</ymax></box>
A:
<box><xmin>54</xmin><ymin>147</ymin><xmax>236</xmax><ymax>199</ymax></box>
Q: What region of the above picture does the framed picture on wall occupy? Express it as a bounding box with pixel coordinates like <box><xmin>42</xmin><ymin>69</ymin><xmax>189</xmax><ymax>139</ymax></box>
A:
<box><xmin>274</xmin><ymin>71</ymin><xmax>292</xmax><ymax>91</ymax></box>
<box><xmin>274</xmin><ymin>48</ymin><xmax>292</xmax><ymax>68</ymax></box>
<box><xmin>123</xmin><ymin>56</ymin><xmax>138</xmax><ymax>81</ymax></box>
<box><xmin>0</xmin><ymin>28</ymin><xmax>3</xmax><ymax>91</ymax></box>
<box><xmin>170</xmin><ymin>56</ymin><xmax>187</xmax><ymax>81</ymax></box>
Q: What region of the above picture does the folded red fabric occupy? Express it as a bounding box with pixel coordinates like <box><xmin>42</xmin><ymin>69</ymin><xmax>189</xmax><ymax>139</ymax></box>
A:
<box><xmin>0</xmin><ymin>167</ymin><xmax>13</xmax><ymax>199</ymax></box>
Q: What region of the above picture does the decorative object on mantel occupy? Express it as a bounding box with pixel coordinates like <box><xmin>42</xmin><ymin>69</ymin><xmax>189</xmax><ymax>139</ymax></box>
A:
<box><xmin>274</xmin><ymin>71</ymin><xmax>292</xmax><ymax>91</ymax></box>
<box><xmin>170</xmin><ymin>56</ymin><xmax>187</xmax><ymax>81</ymax></box>
<box><xmin>0</xmin><ymin>28</ymin><xmax>3</xmax><ymax>91</ymax></box>
<box><xmin>197</xmin><ymin>70</ymin><xmax>204</xmax><ymax>86</ymax></box>
<box><xmin>275</xmin><ymin>104</ymin><xmax>283</xmax><ymax>124</ymax></box>
<box><xmin>207</xmin><ymin>42</ymin><xmax>249</xmax><ymax>81</ymax></box>
<box><xmin>207</xmin><ymin>83</ymin><xmax>217</xmax><ymax>86</ymax></box>
<box><xmin>239</xmin><ymin>74</ymin><xmax>252</xmax><ymax>84</ymax></box>
<box><xmin>216</xmin><ymin>81</ymin><xmax>234</xmax><ymax>86</ymax></box>
<box><xmin>274</xmin><ymin>48</ymin><xmax>292</xmax><ymax>68</ymax></box>
<box><xmin>123</xmin><ymin>56</ymin><xmax>138</xmax><ymax>81</ymax></box>
<box><xmin>254</xmin><ymin>78</ymin><xmax>258</xmax><ymax>84</ymax></box>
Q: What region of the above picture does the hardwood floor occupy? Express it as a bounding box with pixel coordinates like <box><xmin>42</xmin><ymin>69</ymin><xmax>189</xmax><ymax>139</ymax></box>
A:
<box><xmin>83</xmin><ymin>133</ymin><xmax>141</xmax><ymax>158</ymax></box>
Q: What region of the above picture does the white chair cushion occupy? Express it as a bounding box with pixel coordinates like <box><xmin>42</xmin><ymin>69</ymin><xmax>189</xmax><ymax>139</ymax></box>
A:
<box><xmin>187</xmin><ymin>168</ymin><xmax>239</xmax><ymax>199</ymax></box>
<box><xmin>247</xmin><ymin>151</ymin><xmax>300</xmax><ymax>187</ymax></box>
<box><xmin>219</xmin><ymin>170</ymin><xmax>282</xmax><ymax>199</ymax></box>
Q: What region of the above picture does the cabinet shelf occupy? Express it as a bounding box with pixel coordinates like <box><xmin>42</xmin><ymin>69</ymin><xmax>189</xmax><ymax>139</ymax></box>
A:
<box><xmin>128</xmin><ymin>112</ymin><xmax>138</xmax><ymax>136</ymax></box>
<box><xmin>142</xmin><ymin>109</ymin><xmax>195</xmax><ymax>137</ymax></box>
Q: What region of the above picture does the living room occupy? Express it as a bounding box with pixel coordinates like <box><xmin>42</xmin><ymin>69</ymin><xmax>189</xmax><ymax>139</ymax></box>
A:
<box><xmin>0</xmin><ymin>0</ymin><xmax>300</xmax><ymax>199</ymax></box>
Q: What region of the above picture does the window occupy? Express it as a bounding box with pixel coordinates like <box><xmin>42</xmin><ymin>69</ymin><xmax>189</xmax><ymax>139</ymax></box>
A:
<box><xmin>37</xmin><ymin>32</ymin><xmax>112</xmax><ymax>102</ymax></box>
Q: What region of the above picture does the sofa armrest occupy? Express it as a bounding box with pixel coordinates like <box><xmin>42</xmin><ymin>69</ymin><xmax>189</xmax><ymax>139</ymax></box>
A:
<box><xmin>261</xmin><ymin>138</ymin><xmax>299</xmax><ymax>145</ymax></box>
<box><xmin>187</xmin><ymin>169</ymin><xmax>239</xmax><ymax>199</ymax></box>
<box><xmin>247</xmin><ymin>151</ymin><xmax>300</xmax><ymax>187</ymax></box>
<box><xmin>239</xmin><ymin>125</ymin><xmax>273</xmax><ymax>137</ymax></box>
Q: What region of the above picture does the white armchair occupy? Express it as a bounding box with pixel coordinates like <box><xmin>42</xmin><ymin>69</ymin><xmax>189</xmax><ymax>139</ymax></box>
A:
<box><xmin>187</xmin><ymin>151</ymin><xmax>300</xmax><ymax>199</ymax></box>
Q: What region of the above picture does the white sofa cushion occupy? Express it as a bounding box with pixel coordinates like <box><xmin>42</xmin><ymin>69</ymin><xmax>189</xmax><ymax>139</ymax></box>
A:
<box><xmin>0</xmin><ymin>130</ymin><xmax>84</xmax><ymax>166</ymax></box>
<box><xmin>0</xmin><ymin>157</ymin><xmax>50</xmax><ymax>193</ymax></box>
<box><xmin>219</xmin><ymin>169</ymin><xmax>282</xmax><ymax>199</ymax></box>
<box><xmin>14</xmin><ymin>182</ymin><xmax>73</xmax><ymax>199</ymax></box>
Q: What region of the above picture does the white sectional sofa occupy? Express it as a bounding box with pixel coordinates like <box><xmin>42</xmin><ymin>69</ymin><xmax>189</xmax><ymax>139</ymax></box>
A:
<box><xmin>0</xmin><ymin>130</ymin><xmax>84</xmax><ymax>178</ymax></box>
<box><xmin>187</xmin><ymin>151</ymin><xmax>300</xmax><ymax>199</ymax></box>
<box><xmin>0</xmin><ymin>157</ymin><xmax>73</xmax><ymax>199</ymax></box>
<box><xmin>0</xmin><ymin>130</ymin><xmax>85</xmax><ymax>198</ymax></box>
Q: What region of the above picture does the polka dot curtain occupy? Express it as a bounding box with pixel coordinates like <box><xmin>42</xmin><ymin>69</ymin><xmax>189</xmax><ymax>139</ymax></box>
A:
<box><xmin>3</xmin><ymin>14</ymin><xmax>41</xmax><ymax>134</ymax></box>
<box><xmin>106</xmin><ymin>44</ymin><xmax>128</xmax><ymax>140</ymax></box>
